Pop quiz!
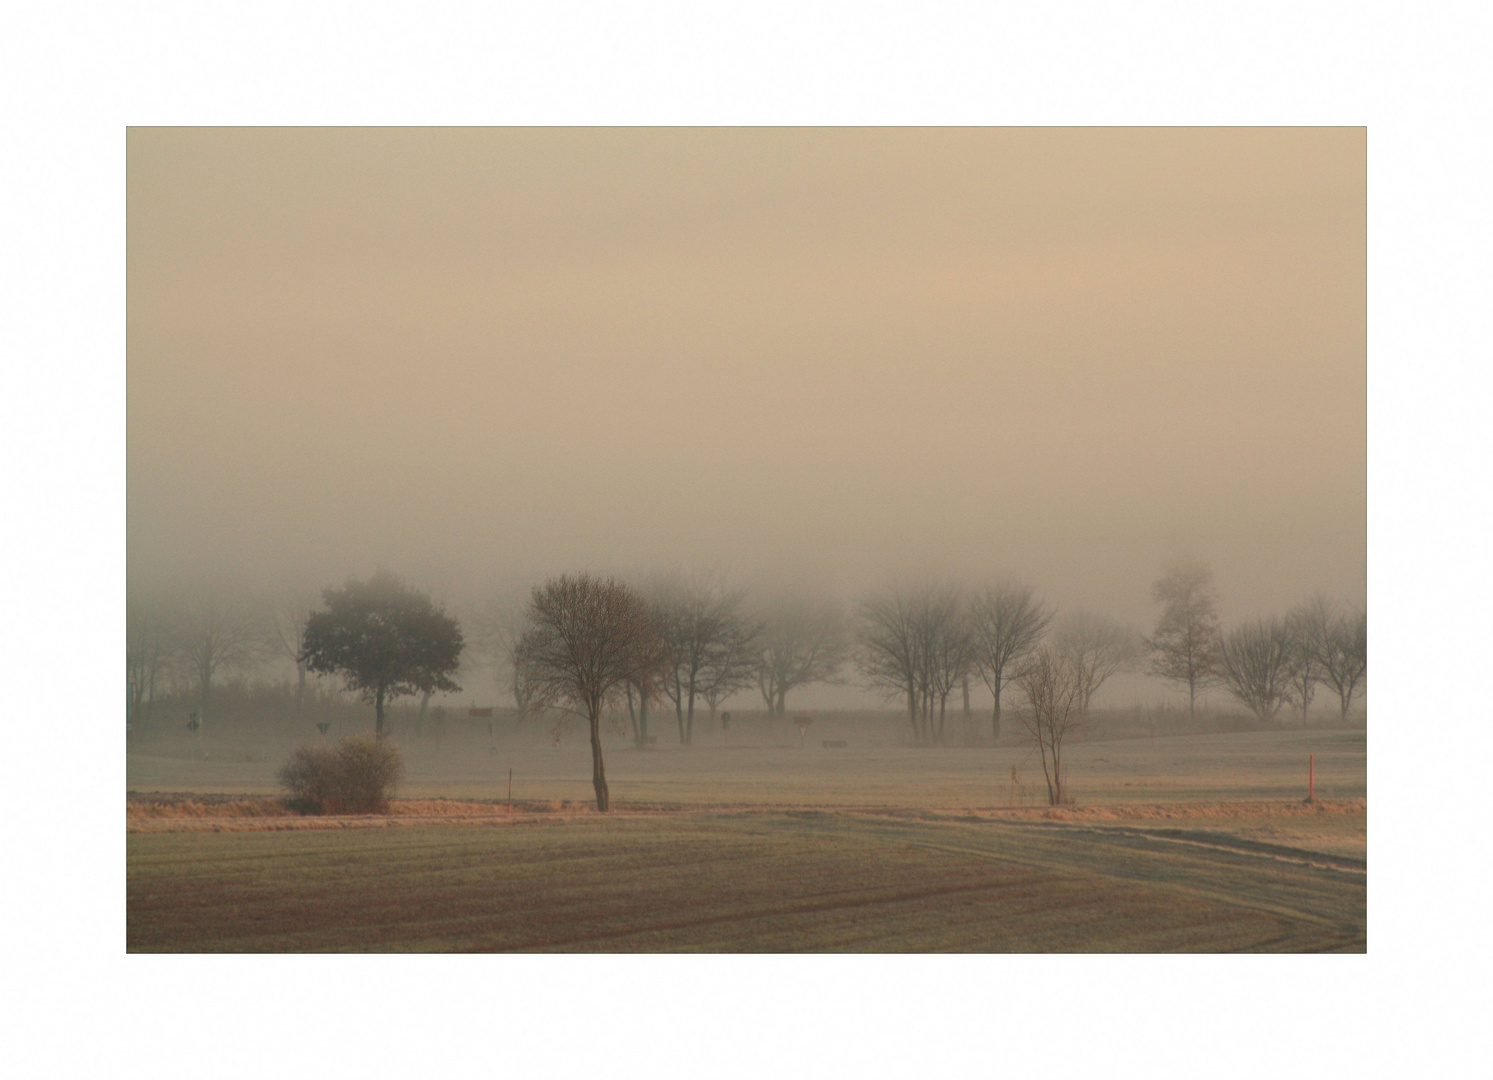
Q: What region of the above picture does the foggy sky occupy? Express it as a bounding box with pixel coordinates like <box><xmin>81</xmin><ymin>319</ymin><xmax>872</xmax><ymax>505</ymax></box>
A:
<box><xmin>128</xmin><ymin>128</ymin><xmax>1365</xmax><ymax>660</ymax></box>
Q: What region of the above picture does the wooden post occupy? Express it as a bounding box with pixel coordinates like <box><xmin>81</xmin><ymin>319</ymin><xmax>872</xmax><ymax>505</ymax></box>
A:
<box><xmin>1309</xmin><ymin>753</ymin><xmax>1315</xmax><ymax>802</ymax></box>
<box><xmin>508</xmin><ymin>767</ymin><xmax>513</xmax><ymax>815</ymax></box>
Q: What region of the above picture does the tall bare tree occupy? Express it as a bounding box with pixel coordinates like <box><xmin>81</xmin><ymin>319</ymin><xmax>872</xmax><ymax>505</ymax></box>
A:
<box><xmin>1283</xmin><ymin>597</ymin><xmax>1328</xmax><ymax>722</ymax></box>
<box><xmin>856</xmin><ymin>584</ymin><xmax>971</xmax><ymax>745</ymax></box>
<box><xmin>697</xmin><ymin>610</ymin><xmax>762</xmax><ymax>728</ymax></box>
<box><xmin>1012</xmin><ymin>647</ymin><xmax>1088</xmax><ymax>806</ymax></box>
<box><xmin>967</xmin><ymin>582</ymin><xmax>1052</xmax><ymax>741</ymax></box>
<box><xmin>1148</xmin><ymin>562</ymin><xmax>1224</xmax><ymax>716</ymax></box>
<box><xmin>473</xmin><ymin>595</ymin><xmax>542</xmax><ymax>717</ymax></box>
<box><xmin>652</xmin><ymin>577</ymin><xmax>761</xmax><ymax>746</ymax></box>
<box><xmin>1217</xmin><ymin>617</ymin><xmax>1296</xmax><ymax>722</ymax></box>
<box><xmin>271</xmin><ymin>591</ymin><xmax>316</xmax><ymax>717</ymax></box>
<box><xmin>755</xmin><ymin>595</ymin><xmax>849</xmax><ymax>718</ymax></box>
<box><xmin>1053</xmin><ymin>610</ymin><xmax>1144</xmax><ymax>712</ymax></box>
<box><xmin>166</xmin><ymin>587</ymin><xmax>273</xmax><ymax>736</ymax></box>
<box><xmin>515</xmin><ymin>574</ymin><xmax>667</xmax><ymax>811</ymax></box>
<box><xmin>126</xmin><ymin>594</ymin><xmax>171</xmax><ymax>734</ymax></box>
<box><xmin>1311</xmin><ymin>605</ymin><xmax>1367</xmax><ymax>721</ymax></box>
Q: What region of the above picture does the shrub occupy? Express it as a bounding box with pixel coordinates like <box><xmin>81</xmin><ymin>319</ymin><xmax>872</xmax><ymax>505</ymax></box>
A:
<box><xmin>278</xmin><ymin>737</ymin><xmax>404</xmax><ymax>815</ymax></box>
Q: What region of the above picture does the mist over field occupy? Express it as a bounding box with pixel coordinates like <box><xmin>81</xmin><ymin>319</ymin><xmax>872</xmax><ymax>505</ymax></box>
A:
<box><xmin>124</xmin><ymin>126</ymin><xmax>1371</xmax><ymax>963</ymax></box>
<box><xmin>128</xmin><ymin>127</ymin><xmax>1364</xmax><ymax>711</ymax></box>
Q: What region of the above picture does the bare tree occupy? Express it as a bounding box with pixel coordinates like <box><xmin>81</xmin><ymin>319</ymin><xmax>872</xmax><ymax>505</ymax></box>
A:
<box><xmin>1311</xmin><ymin>605</ymin><xmax>1367</xmax><ymax>721</ymax></box>
<box><xmin>697</xmin><ymin>611</ymin><xmax>762</xmax><ymax>728</ymax></box>
<box><xmin>1053</xmin><ymin>610</ymin><xmax>1144</xmax><ymax>712</ymax></box>
<box><xmin>856</xmin><ymin>584</ymin><xmax>971</xmax><ymax>745</ymax></box>
<box><xmin>967</xmin><ymin>582</ymin><xmax>1052</xmax><ymax>741</ymax></box>
<box><xmin>1148</xmin><ymin>561</ymin><xmax>1224</xmax><ymax>716</ymax></box>
<box><xmin>1012</xmin><ymin>647</ymin><xmax>1088</xmax><ymax>806</ymax></box>
<box><xmin>1283</xmin><ymin>597</ymin><xmax>1328</xmax><ymax>722</ymax></box>
<box><xmin>166</xmin><ymin>587</ymin><xmax>273</xmax><ymax>736</ymax></box>
<box><xmin>755</xmin><ymin>595</ymin><xmax>849</xmax><ymax>719</ymax></box>
<box><xmin>652</xmin><ymin>576</ymin><xmax>761</xmax><ymax>746</ymax></box>
<box><xmin>1217</xmin><ymin>618</ymin><xmax>1296</xmax><ymax>722</ymax></box>
<box><xmin>473</xmin><ymin>595</ymin><xmax>542</xmax><ymax>717</ymax></box>
<box><xmin>270</xmin><ymin>591</ymin><xmax>317</xmax><ymax>717</ymax></box>
<box><xmin>515</xmin><ymin>574</ymin><xmax>667</xmax><ymax>811</ymax></box>
<box><xmin>126</xmin><ymin>594</ymin><xmax>171</xmax><ymax>734</ymax></box>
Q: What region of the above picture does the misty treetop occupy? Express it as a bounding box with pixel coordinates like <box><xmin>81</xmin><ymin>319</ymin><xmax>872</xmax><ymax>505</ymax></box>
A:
<box><xmin>129</xmin><ymin>564</ymin><xmax>1365</xmax><ymax>745</ymax></box>
<box><xmin>299</xmin><ymin>571</ymin><xmax>464</xmax><ymax>739</ymax></box>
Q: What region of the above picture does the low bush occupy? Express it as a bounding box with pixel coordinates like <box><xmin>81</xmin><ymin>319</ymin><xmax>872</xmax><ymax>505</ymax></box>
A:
<box><xmin>278</xmin><ymin>737</ymin><xmax>404</xmax><ymax>815</ymax></box>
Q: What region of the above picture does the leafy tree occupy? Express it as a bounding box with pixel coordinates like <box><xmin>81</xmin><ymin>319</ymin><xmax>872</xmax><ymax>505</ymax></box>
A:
<box><xmin>1148</xmin><ymin>562</ymin><xmax>1224</xmax><ymax>717</ymax></box>
<box><xmin>300</xmin><ymin>571</ymin><xmax>464</xmax><ymax>740</ymax></box>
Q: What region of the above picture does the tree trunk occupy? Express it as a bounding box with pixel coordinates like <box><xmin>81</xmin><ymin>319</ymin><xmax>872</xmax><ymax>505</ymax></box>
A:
<box><xmin>776</xmin><ymin>688</ymin><xmax>786</xmax><ymax>718</ymax></box>
<box><xmin>375</xmin><ymin>685</ymin><xmax>386</xmax><ymax>740</ymax></box>
<box><xmin>991</xmin><ymin>679</ymin><xmax>1003</xmax><ymax>741</ymax></box>
<box><xmin>295</xmin><ymin>663</ymin><xmax>307</xmax><ymax>717</ymax></box>
<box><xmin>589</xmin><ymin>705</ymin><xmax>610</xmax><ymax>812</ymax></box>
<box><xmin>962</xmin><ymin>675</ymin><xmax>971</xmax><ymax>716</ymax></box>
<box><xmin>625</xmin><ymin>683</ymin><xmax>640</xmax><ymax>745</ymax></box>
<box><xmin>1052</xmin><ymin>742</ymin><xmax>1062</xmax><ymax>805</ymax></box>
<box><xmin>1037</xmin><ymin>737</ymin><xmax>1055</xmax><ymax>805</ymax></box>
<box><xmin>416</xmin><ymin>690</ymin><xmax>431</xmax><ymax>737</ymax></box>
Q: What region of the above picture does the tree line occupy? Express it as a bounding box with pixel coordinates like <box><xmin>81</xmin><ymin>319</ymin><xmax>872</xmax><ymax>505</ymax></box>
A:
<box><xmin>127</xmin><ymin>563</ymin><xmax>1365</xmax><ymax>748</ymax></box>
<box><xmin>128</xmin><ymin>565</ymin><xmax>1365</xmax><ymax>812</ymax></box>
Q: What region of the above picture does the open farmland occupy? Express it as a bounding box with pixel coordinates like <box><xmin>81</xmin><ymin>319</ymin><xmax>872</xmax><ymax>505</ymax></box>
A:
<box><xmin>127</xmin><ymin>808</ymin><xmax>1363</xmax><ymax>952</ymax></box>
<box><xmin>127</xmin><ymin>726</ymin><xmax>1365</xmax><ymax>952</ymax></box>
<box><xmin>127</xmin><ymin>717</ymin><xmax>1365</xmax><ymax>807</ymax></box>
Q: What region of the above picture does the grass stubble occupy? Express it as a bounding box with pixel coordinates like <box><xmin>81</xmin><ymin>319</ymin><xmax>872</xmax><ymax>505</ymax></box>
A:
<box><xmin>127</xmin><ymin>802</ymin><xmax>1365</xmax><ymax>953</ymax></box>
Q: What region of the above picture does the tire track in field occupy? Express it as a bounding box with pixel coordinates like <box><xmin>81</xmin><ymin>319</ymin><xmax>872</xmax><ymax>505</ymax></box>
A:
<box><xmin>821</xmin><ymin>816</ymin><xmax>1365</xmax><ymax>949</ymax></box>
<box><xmin>495</xmin><ymin>878</ymin><xmax>1055</xmax><ymax>952</ymax></box>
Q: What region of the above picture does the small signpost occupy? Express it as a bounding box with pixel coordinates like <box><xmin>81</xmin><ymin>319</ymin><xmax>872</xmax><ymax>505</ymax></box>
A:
<box><xmin>793</xmin><ymin>715</ymin><xmax>812</xmax><ymax>748</ymax></box>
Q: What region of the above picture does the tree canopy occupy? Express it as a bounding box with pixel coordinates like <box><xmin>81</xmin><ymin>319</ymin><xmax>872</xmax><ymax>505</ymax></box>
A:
<box><xmin>300</xmin><ymin>571</ymin><xmax>463</xmax><ymax>739</ymax></box>
<box><xmin>516</xmin><ymin>573</ymin><xmax>666</xmax><ymax>811</ymax></box>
